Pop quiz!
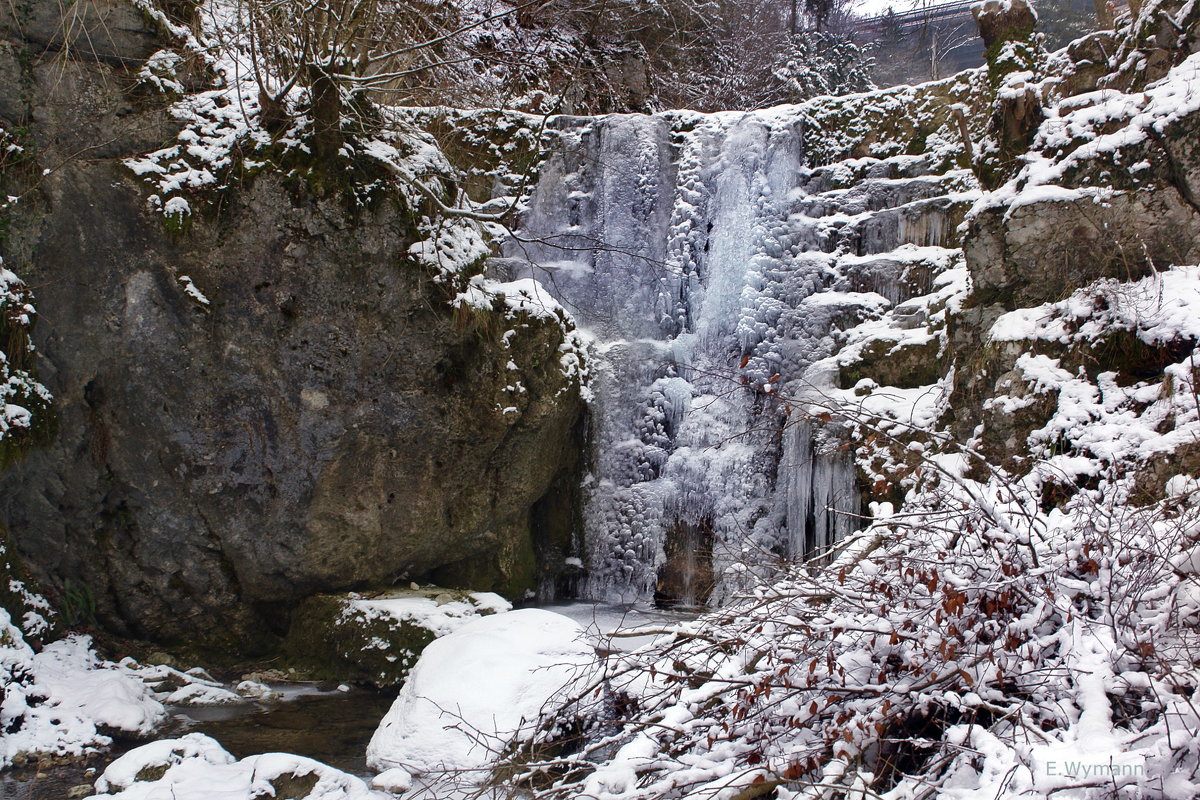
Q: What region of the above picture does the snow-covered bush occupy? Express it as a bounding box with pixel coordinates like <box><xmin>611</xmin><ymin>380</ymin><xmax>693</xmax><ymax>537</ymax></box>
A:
<box><xmin>508</xmin><ymin>458</ymin><xmax>1200</xmax><ymax>799</ymax></box>
<box><xmin>0</xmin><ymin>259</ymin><xmax>51</xmax><ymax>466</ymax></box>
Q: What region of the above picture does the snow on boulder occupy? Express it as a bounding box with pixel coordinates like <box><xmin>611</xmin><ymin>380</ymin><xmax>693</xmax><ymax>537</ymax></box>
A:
<box><xmin>92</xmin><ymin>734</ymin><xmax>389</xmax><ymax>799</ymax></box>
<box><xmin>1</xmin><ymin>626</ymin><xmax>168</xmax><ymax>768</ymax></box>
<box><xmin>366</xmin><ymin>608</ymin><xmax>596</xmax><ymax>779</ymax></box>
<box><xmin>27</xmin><ymin>637</ymin><xmax>167</xmax><ymax>735</ymax></box>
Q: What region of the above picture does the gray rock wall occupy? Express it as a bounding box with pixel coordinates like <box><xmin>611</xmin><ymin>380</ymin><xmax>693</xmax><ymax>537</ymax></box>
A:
<box><xmin>0</xmin><ymin>3</ymin><xmax>583</xmax><ymax>651</ymax></box>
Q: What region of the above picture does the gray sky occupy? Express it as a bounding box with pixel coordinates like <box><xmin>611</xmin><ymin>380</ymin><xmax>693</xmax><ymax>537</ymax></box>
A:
<box><xmin>854</xmin><ymin>0</ymin><xmax>961</xmax><ymax>17</ymax></box>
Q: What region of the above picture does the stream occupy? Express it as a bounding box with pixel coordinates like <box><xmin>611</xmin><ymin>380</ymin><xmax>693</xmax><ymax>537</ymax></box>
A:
<box><xmin>0</xmin><ymin>688</ymin><xmax>394</xmax><ymax>800</ymax></box>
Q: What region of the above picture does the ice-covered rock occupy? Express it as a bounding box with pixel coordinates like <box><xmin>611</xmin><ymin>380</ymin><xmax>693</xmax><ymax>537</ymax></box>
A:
<box><xmin>366</xmin><ymin>608</ymin><xmax>596</xmax><ymax>780</ymax></box>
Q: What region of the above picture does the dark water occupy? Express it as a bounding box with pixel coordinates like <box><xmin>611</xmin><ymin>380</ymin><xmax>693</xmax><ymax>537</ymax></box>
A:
<box><xmin>0</xmin><ymin>687</ymin><xmax>395</xmax><ymax>798</ymax></box>
<box><xmin>172</xmin><ymin>688</ymin><xmax>395</xmax><ymax>775</ymax></box>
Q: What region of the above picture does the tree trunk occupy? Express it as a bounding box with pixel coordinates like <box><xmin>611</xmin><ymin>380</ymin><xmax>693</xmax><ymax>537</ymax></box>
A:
<box><xmin>310</xmin><ymin>69</ymin><xmax>343</xmax><ymax>164</ymax></box>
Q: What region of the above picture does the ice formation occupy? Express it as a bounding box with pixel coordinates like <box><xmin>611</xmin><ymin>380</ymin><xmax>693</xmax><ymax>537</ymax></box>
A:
<box><xmin>506</xmin><ymin>109</ymin><xmax>976</xmax><ymax>604</ymax></box>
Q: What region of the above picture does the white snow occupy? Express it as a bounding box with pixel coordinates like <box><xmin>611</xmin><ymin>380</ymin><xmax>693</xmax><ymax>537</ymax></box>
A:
<box><xmin>971</xmin><ymin>51</ymin><xmax>1200</xmax><ymax>221</ymax></box>
<box><xmin>991</xmin><ymin>266</ymin><xmax>1200</xmax><ymax>346</ymax></box>
<box><xmin>366</xmin><ymin>609</ymin><xmax>596</xmax><ymax>781</ymax></box>
<box><xmin>177</xmin><ymin>275</ymin><xmax>210</xmax><ymax>306</ymax></box>
<box><xmin>343</xmin><ymin>591</ymin><xmax>511</xmax><ymax>638</ymax></box>
<box><xmin>92</xmin><ymin>734</ymin><xmax>389</xmax><ymax>799</ymax></box>
<box><xmin>0</xmin><ymin>630</ymin><xmax>167</xmax><ymax>769</ymax></box>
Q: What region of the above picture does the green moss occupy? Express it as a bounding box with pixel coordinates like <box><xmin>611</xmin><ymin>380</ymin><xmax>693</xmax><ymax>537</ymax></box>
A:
<box><xmin>905</xmin><ymin>130</ymin><xmax>929</xmax><ymax>156</ymax></box>
<box><xmin>284</xmin><ymin>594</ymin><xmax>429</xmax><ymax>686</ymax></box>
<box><xmin>269</xmin><ymin>771</ymin><xmax>321</xmax><ymax>800</ymax></box>
<box><xmin>839</xmin><ymin>337</ymin><xmax>945</xmax><ymax>390</ymax></box>
<box><xmin>135</xmin><ymin>765</ymin><xmax>171</xmax><ymax>783</ymax></box>
<box><xmin>283</xmin><ymin>589</ymin><xmax>505</xmax><ymax>687</ymax></box>
<box><xmin>800</xmin><ymin>70</ymin><xmax>986</xmax><ymax>168</ymax></box>
<box><xmin>58</xmin><ymin>578</ymin><xmax>97</xmax><ymax>628</ymax></box>
<box><xmin>161</xmin><ymin>207</ymin><xmax>192</xmax><ymax>238</ymax></box>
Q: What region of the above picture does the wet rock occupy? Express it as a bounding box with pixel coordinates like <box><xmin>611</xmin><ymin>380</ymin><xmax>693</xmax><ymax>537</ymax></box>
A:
<box><xmin>234</xmin><ymin>680</ymin><xmax>279</xmax><ymax>701</ymax></box>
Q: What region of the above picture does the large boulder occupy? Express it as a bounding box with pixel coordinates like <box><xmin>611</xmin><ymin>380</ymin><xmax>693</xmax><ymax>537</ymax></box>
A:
<box><xmin>366</xmin><ymin>609</ymin><xmax>596</xmax><ymax>780</ymax></box>
<box><xmin>0</xmin><ymin>162</ymin><xmax>584</xmax><ymax>650</ymax></box>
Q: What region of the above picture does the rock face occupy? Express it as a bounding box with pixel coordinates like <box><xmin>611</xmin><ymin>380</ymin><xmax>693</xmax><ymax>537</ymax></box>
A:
<box><xmin>0</xmin><ymin>4</ymin><xmax>584</xmax><ymax>650</ymax></box>
<box><xmin>950</xmin><ymin>0</ymin><xmax>1200</xmax><ymax>457</ymax></box>
<box><xmin>964</xmin><ymin>189</ymin><xmax>1200</xmax><ymax>308</ymax></box>
<box><xmin>972</xmin><ymin>0</ymin><xmax>1037</xmax><ymax>51</ymax></box>
<box><xmin>1</xmin><ymin>166</ymin><xmax>583</xmax><ymax>650</ymax></box>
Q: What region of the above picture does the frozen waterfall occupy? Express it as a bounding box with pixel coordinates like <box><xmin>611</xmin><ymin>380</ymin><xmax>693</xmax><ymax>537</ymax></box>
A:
<box><xmin>502</xmin><ymin>108</ymin><xmax>959</xmax><ymax>606</ymax></box>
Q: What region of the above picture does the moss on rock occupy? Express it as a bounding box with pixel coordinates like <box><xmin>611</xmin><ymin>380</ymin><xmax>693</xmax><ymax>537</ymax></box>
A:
<box><xmin>283</xmin><ymin>588</ymin><xmax>510</xmax><ymax>688</ymax></box>
<box><xmin>839</xmin><ymin>337</ymin><xmax>945</xmax><ymax>391</ymax></box>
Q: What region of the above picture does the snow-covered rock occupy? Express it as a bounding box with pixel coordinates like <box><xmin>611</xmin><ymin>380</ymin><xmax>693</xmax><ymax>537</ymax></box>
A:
<box><xmin>91</xmin><ymin>734</ymin><xmax>389</xmax><ymax>799</ymax></box>
<box><xmin>0</xmin><ymin>622</ymin><xmax>167</xmax><ymax>769</ymax></box>
<box><xmin>284</xmin><ymin>589</ymin><xmax>512</xmax><ymax>687</ymax></box>
<box><xmin>366</xmin><ymin>608</ymin><xmax>596</xmax><ymax>779</ymax></box>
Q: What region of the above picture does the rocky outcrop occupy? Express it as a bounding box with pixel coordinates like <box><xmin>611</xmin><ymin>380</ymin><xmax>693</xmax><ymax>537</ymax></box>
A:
<box><xmin>0</xmin><ymin>3</ymin><xmax>584</xmax><ymax>651</ymax></box>
<box><xmin>972</xmin><ymin>0</ymin><xmax>1037</xmax><ymax>51</ymax></box>
<box><xmin>0</xmin><ymin>0</ymin><xmax>165</xmax><ymax>68</ymax></box>
<box><xmin>964</xmin><ymin>188</ymin><xmax>1200</xmax><ymax>308</ymax></box>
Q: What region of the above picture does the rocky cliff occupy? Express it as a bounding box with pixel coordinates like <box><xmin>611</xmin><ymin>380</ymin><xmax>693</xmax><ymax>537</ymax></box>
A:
<box><xmin>0</xmin><ymin>1</ymin><xmax>584</xmax><ymax>651</ymax></box>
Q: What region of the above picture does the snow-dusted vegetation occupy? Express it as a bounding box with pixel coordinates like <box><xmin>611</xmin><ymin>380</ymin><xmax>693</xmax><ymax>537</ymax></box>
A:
<box><xmin>513</xmin><ymin>475</ymin><xmax>1200</xmax><ymax>799</ymax></box>
<box><xmin>0</xmin><ymin>260</ymin><xmax>50</xmax><ymax>460</ymax></box>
